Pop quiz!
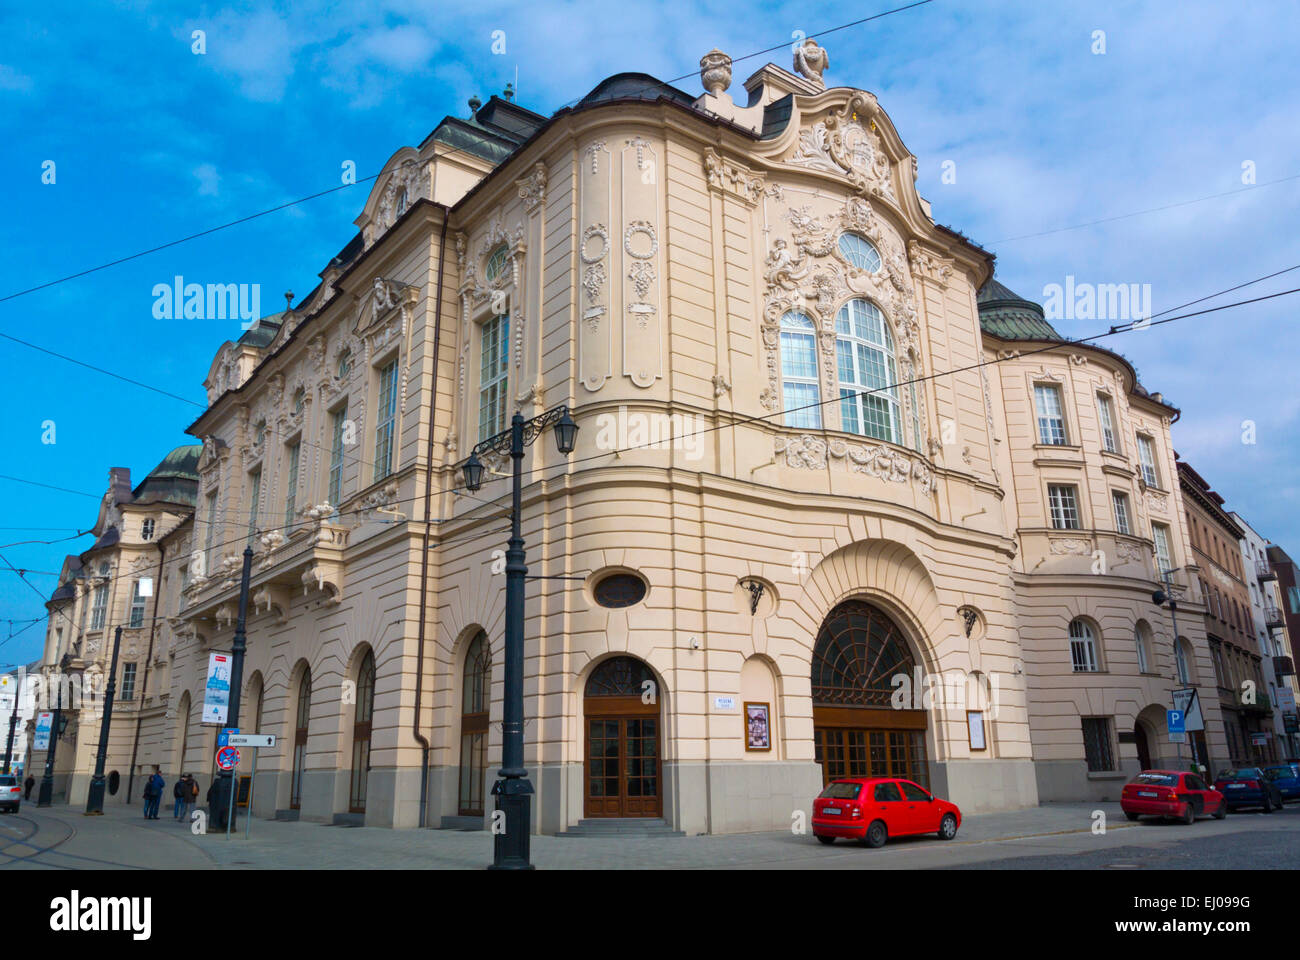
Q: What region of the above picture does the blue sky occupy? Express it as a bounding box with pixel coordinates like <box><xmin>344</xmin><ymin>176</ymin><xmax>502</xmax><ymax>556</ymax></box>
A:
<box><xmin>2</xmin><ymin>0</ymin><xmax>1297</xmax><ymax>669</ymax></box>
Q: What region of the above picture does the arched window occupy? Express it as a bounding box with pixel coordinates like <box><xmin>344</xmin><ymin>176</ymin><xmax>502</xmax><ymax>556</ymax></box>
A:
<box><xmin>485</xmin><ymin>244</ymin><xmax>509</xmax><ymax>285</ymax></box>
<box><xmin>1069</xmin><ymin>619</ymin><xmax>1099</xmax><ymax>672</ymax></box>
<box><xmin>458</xmin><ymin>632</ymin><xmax>492</xmax><ymax>816</ymax></box>
<box><xmin>779</xmin><ymin>310</ymin><xmax>821</xmax><ymax>428</ymax></box>
<box><xmin>395</xmin><ymin>186</ymin><xmax>408</xmax><ymax>217</ymax></box>
<box><xmin>1134</xmin><ymin>622</ymin><xmax>1152</xmax><ymax>674</ymax></box>
<box><xmin>349</xmin><ymin>650</ymin><xmax>375</xmax><ymax>814</ymax></box>
<box><xmin>838</xmin><ymin>232</ymin><xmax>882</xmax><ymax>273</ymax></box>
<box><xmin>290</xmin><ymin>668</ymin><xmax>311</xmax><ymax>810</ymax></box>
<box><xmin>1176</xmin><ymin>637</ymin><xmax>1193</xmax><ymax>685</ymax></box>
<box><xmin>835</xmin><ymin>299</ymin><xmax>901</xmax><ymax>444</ymax></box>
<box><xmin>812</xmin><ymin>600</ymin><xmax>918</xmax><ymax>707</ymax></box>
<box><xmin>336</xmin><ymin>350</ymin><xmax>352</xmax><ymax>379</ymax></box>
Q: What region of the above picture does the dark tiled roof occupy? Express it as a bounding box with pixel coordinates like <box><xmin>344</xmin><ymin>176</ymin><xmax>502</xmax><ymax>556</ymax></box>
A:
<box><xmin>977</xmin><ymin>278</ymin><xmax>1063</xmax><ymax>342</ymax></box>
<box><xmin>575</xmin><ymin>73</ymin><xmax>697</xmax><ymax>109</ymax></box>
<box><xmin>132</xmin><ymin>445</ymin><xmax>201</xmax><ymax>507</ymax></box>
<box><xmin>237</xmin><ymin>313</ymin><xmax>283</xmax><ymax>348</ymax></box>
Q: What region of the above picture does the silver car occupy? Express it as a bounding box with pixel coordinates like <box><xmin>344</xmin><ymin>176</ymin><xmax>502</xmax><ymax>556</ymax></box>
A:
<box><xmin>0</xmin><ymin>775</ymin><xmax>20</xmax><ymax>813</ymax></box>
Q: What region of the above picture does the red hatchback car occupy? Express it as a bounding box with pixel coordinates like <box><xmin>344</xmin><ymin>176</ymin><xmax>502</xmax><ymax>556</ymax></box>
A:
<box><xmin>812</xmin><ymin>777</ymin><xmax>962</xmax><ymax>848</ymax></box>
<box><xmin>1120</xmin><ymin>770</ymin><xmax>1226</xmax><ymax>824</ymax></box>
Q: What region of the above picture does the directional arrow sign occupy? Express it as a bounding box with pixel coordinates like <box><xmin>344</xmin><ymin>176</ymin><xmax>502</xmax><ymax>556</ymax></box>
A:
<box><xmin>226</xmin><ymin>734</ymin><xmax>275</xmax><ymax>748</ymax></box>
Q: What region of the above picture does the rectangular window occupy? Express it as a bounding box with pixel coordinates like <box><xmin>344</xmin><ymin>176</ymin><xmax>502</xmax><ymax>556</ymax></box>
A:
<box><xmin>90</xmin><ymin>582</ymin><xmax>108</xmax><ymax>630</ymax></box>
<box><xmin>1081</xmin><ymin>717</ymin><xmax>1115</xmax><ymax>772</ymax></box>
<box><xmin>1135</xmin><ymin>625</ymin><xmax>1149</xmax><ymax>673</ymax></box>
<box><xmin>121</xmin><ymin>663</ymin><xmax>137</xmax><ymax>701</ymax></box>
<box><xmin>1048</xmin><ymin>484</ymin><xmax>1081</xmax><ymax>530</ymax></box>
<box><xmin>1136</xmin><ymin>435</ymin><xmax>1160</xmax><ymax>487</ymax></box>
<box><xmin>329</xmin><ymin>403</ymin><xmax>348</xmax><ymax>508</ymax></box>
<box><xmin>779</xmin><ymin>319</ymin><xmax>822</xmax><ymax>429</ymax></box>
<box><xmin>1034</xmin><ymin>384</ymin><xmax>1067</xmax><ymax>445</ymax></box>
<box><xmin>1288</xmin><ymin>586</ymin><xmax>1300</xmax><ymax>614</ymax></box>
<box><xmin>129</xmin><ymin>580</ymin><xmax>147</xmax><ymax>628</ymax></box>
<box><xmin>1096</xmin><ymin>394</ymin><xmax>1118</xmax><ymax>452</ymax></box>
<box><xmin>374</xmin><ymin>360</ymin><xmax>400</xmax><ymax>481</ymax></box>
<box><xmin>1152</xmin><ymin>523</ymin><xmax>1172</xmax><ymax>575</ymax></box>
<box><xmin>1112</xmin><ymin>490</ymin><xmax>1131</xmax><ymax>535</ymax></box>
<box><xmin>141</xmin><ymin>518</ymin><xmax>155</xmax><ymax>541</ymax></box>
<box><xmin>285</xmin><ymin>441</ymin><xmax>301</xmax><ymax>529</ymax></box>
<box><xmin>247</xmin><ymin>467</ymin><xmax>261</xmax><ymax>543</ymax></box>
<box><xmin>478</xmin><ymin>314</ymin><xmax>509</xmax><ymax>442</ymax></box>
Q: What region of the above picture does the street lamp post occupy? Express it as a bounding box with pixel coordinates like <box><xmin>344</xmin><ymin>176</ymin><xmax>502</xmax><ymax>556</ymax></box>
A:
<box><xmin>462</xmin><ymin>405</ymin><xmax>578</xmax><ymax>870</ymax></box>
<box><xmin>36</xmin><ymin>657</ymin><xmax>72</xmax><ymax>807</ymax></box>
<box><xmin>212</xmin><ymin>546</ymin><xmax>253</xmax><ymax>831</ymax></box>
<box><xmin>2</xmin><ymin>681</ymin><xmax>17</xmax><ymax>775</ymax></box>
<box><xmin>85</xmin><ymin>625</ymin><xmax>123</xmax><ymax>814</ymax></box>
<box><xmin>1153</xmin><ymin>567</ymin><xmax>1194</xmax><ymax>771</ymax></box>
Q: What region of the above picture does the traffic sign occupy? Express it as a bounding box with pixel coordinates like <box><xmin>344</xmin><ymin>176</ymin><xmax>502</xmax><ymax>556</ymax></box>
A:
<box><xmin>1167</xmin><ymin>709</ymin><xmax>1185</xmax><ymax>734</ymax></box>
<box><xmin>215</xmin><ymin>746</ymin><xmax>240</xmax><ymax>770</ymax></box>
<box><xmin>226</xmin><ymin>734</ymin><xmax>275</xmax><ymax>748</ymax></box>
<box><xmin>217</xmin><ymin>727</ymin><xmax>240</xmax><ymax>747</ymax></box>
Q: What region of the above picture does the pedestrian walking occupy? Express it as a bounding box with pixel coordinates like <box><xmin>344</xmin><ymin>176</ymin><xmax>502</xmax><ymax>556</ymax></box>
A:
<box><xmin>23</xmin><ymin>775</ymin><xmax>34</xmax><ymax>800</ymax></box>
<box><xmin>182</xmin><ymin>774</ymin><xmax>198</xmax><ymax>821</ymax></box>
<box><xmin>172</xmin><ymin>776</ymin><xmax>186</xmax><ymax>820</ymax></box>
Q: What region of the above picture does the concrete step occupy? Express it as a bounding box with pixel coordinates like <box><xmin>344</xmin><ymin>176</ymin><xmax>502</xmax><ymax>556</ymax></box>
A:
<box><xmin>557</xmin><ymin>818</ymin><xmax>685</xmax><ymax>838</ymax></box>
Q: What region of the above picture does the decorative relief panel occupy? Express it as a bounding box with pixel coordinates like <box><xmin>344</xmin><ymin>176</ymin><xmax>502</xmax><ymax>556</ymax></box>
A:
<box><xmin>785</xmin><ymin>93</ymin><xmax>896</xmax><ymax>203</ymax></box>
<box><xmin>773</xmin><ymin>433</ymin><xmax>935</xmax><ymax>496</ymax></box>
<box><xmin>620</xmin><ymin>138</ymin><xmax>662</xmax><ymax>388</ymax></box>
<box><xmin>579</xmin><ymin>141</ymin><xmax>612</xmax><ymax>391</ymax></box>
<box><xmin>703</xmin><ymin>148</ymin><xmax>765</xmax><ymax>205</ymax></box>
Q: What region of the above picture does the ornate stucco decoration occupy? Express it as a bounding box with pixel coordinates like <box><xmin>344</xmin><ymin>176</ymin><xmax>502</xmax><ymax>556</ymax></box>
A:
<box><xmin>1146</xmin><ymin>490</ymin><xmax>1169</xmax><ymax>514</ymax></box>
<box><xmin>373</xmin><ymin>158</ymin><xmax>429</xmax><ymax>237</ymax></box>
<box><xmin>1115</xmin><ymin>541</ymin><xmax>1144</xmax><ymax>563</ymax></box>
<box><xmin>907</xmin><ymin>240</ymin><xmax>953</xmax><ymax>286</ymax></box>
<box><xmin>1049</xmin><ymin>537</ymin><xmax>1093</xmax><ymax>556</ymax></box>
<box><xmin>786</xmin><ymin>92</ymin><xmax>895</xmax><ymax>202</ymax></box>
<box><xmin>580</xmin><ymin>223</ymin><xmax>609</xmax><ymax>331</ymax></box>
<box><xmin>700</xmin><ymin>48</ymin><xmax>732</xmax><ymax>94</ymax></box>
<box><xmin>460</xmin><ymin>219</ymin><xmax>526</xmax><ymax>309</ymax></box>
<box><xmin>711</xmin><ymin>374</ymin><xmax>732</xmax><ymax>397</ymax></box>
<box><xmin>792</xmin><ymin>38</ymin><xmax>829</xmax><ymax>88</ymax></box>
<box><xmin>252</xmin><ymin>584</ymin><xmax>291</xmax><ymax>624</ymax></box>
<box><xmin>516</xmin><ymin>162</ymin><xmax>547</xmax><ymax>214</ymax></box>
<box><xmin>772</xmin><ymin>434</ymin><xmax>935</xmax><ymax>496</ymax></box>
<box><xmin>702</xmin><ymin>148</ymin><xmax>765</xmax><ymax>205</ymax></box>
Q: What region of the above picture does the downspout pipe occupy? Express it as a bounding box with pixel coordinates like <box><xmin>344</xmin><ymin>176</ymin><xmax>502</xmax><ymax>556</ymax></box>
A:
<box><xmin>414</xmin><ymin>204</ymin><xmax>450</xmax><ymax>827</ymax></box>
<box><xmin>127</xmin><ymin>537</ymin><xmax>166</xmax><ymax>802</ymax></box>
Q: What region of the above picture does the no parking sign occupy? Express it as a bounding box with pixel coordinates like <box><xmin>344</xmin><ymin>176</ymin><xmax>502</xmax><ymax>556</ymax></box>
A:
<box><xmin>215</xmin><ymin>746</ymin><xmax>240</xmax><ymax>770</ymax></box>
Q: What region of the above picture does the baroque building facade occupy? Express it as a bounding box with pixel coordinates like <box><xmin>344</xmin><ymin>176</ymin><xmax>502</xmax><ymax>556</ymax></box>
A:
<box><xmin>32</xmin><ymin>43</ymin><xmax>1239</xmax><ymax>829</ymax></box>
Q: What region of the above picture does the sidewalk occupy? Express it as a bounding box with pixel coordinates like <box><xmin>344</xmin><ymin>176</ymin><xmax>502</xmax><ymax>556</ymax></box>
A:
<box><xmin>23</xmin><ymin>800</ymin><xmax>1139</xmax><ymax>870</ymax></box>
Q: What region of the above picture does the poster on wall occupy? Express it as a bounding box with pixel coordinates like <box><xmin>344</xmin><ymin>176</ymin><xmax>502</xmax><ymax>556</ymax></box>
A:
<box><xmin>202</xmin><ymin>652</ymin><xmax>231</xmax><ymax>725</ymax></box>
<box><xmin>744</xmin><ymin>701</ymin><xmax>771</xmax><ymax>752</ymax></box>
<box><xmin>33</xmin><ymin>711</ymin><xmax>52</xmax><ymax>751</ymax></box>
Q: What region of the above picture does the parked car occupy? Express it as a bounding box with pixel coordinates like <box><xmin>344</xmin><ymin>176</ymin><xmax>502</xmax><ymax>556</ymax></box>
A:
<box><xmin>1121</xmin><ymin>770</ymin><xmax>1225</xmax><ymax>824</ymax></box>
<box><xmin>1262</xmin><ymin>763</ymin><xmax>1300</xmax><ymax>803</ymax></box>
<box><xmin>812</xmin><ymin>777</ymin><xmax>961</xmax><ymax>848</ymax></box>
<box><xmin>1213</xmin><ymin>767</ymin><xmax>1284</xmax><ymax>812</ymax></box>
<box><xmin>0</xmin><ymin>775</ymin><xmax>20</xmax><ymax>813</ymax></box>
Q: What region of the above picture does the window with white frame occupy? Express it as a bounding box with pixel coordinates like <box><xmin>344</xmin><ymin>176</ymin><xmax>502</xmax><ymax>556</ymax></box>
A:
<box><xmin>1136</xmin><ymin>435</ymin><xmax>1160</xmax><ymax>487</ymax></box>
<box><xmin>1096</xmin><ymin>394</ymin><xmax>1118</xmax><ymax>453</ymax></box>
<box><xmin>337</xmin><ymin>350</ymin><xmax>352</xmax><ymax>379</ymax></box>
<box><xmin>835</xmin><ymin>299</ymin><xmax>900</xmax><ymax>444</ymax></box>
<box><xmin>293</xmin><ymin>386</ymin><xmax>306</xmax><ymax>415</ymax></box>
<box><xmin>285</xmin><ymin>440</ymin><xmax>301</xmax><ymax>528</ymax></box>
<box><xmin>247</xmin><ymin>467</ymin><xmax>261</xmax><ymax>543</ymax></box>
<box><xmin>1048</xmin><ymin>484</ymin><xmax>1081</xmax><ymax>529</ymax></box>
<box><xmin>329</xmin><ymin>403</ymin><xmax>348</xmax><ymax>508</ymax></box>
<box><xmin>374</xmin><ymin>359</ymin><xmax>400</xmax><ymax>481</ymax></box>
<box><xmin>838</xmin><ymin>233</ymin><xmax>882</xmax><ymax>273</ymax></box>
<box><xmin>1176</xmin><ymin>638</ymin><xmax>1192</xmax><ymax>684</ymax></box>
<box><xmin>478</xmin><ymin>314</ymin><xmax>509</xmax><ymax>442</ymax></box>
<box><xmin>204</xmin><ymin>490</ymin><xmax>219</xmax><ymax>574</ymax></box>
<box><xmin>141</xmin><ymin>518</ymin><xmax>155</xmax><ymax>541</ymax></box>
<box><xmin>485</xmin><ymin>245</ymin><xmax>509</xmax><ymax>285</ymax></box>
<box><xmin>1152</xmin><ymin>523</ymin><xmax>1172</xmax><ymax>575</ymax></box>
<box><xmin>1070</xmin><ymin>618</ymin><xmax>1100</xmax><ymax>672</ymax></box>
<box><xmin>121</xmin><ymin>662</ymin><xmax>137</xmax><ymax>701</ymax></box>
<box><xmin>1134</xmin><ymin>622</ymin><xmax>1151</xmax><ymax>673</ymax></box>
<box><xmin>1034</xmin><ymin>384</ymin><xmax>1067</xmax><ymax>445</ymax></box>
<box><xmin>90</xmin><ymin>581</ymin><xmax>108</xmax><ymax>630</ymax></box>
<box><xmin>1112</xmin><ymin>490</ymin><xmax>1131</xmax><ymax>535</ymax></box>
<box><xmin>129</xmin><ymin>580</ymin><xmax>147</xmax><ymax>628</ymax></box>
<box><xmin>779</xmin><ymin>310</ymin><xmax>821</xmax><ymax>428</ymax></box>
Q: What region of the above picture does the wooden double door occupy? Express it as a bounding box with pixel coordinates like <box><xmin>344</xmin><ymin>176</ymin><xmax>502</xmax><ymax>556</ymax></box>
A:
<box><xmin>584</xmin><ymin>695</ymin><xmax>662</xmax><ymax>818</ymax></box>
<box><xmin>813</xmin><ymin>706</ymin><xmax>929</xmax><ymax>789</ymax></box>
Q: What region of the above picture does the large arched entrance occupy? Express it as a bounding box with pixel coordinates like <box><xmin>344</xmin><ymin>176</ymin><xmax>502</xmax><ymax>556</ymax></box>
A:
<box><xmin>812</xmin><ymin>600</ymin><xmax>930</xmax><ymax>788</ymax></box>
<box><xmin>1134</xmin><ymin>720</ymin><xmax>1153</xmax><ymax>771</ymax></box>
<box><xmin>583</xmin><ymin>656</ymin><xmax>662</xmax><ymax>818</ymax></box>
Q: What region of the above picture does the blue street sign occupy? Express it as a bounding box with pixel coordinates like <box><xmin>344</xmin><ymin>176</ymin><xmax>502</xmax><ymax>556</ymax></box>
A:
<box><xmin>1167</xmin><ymin>710</ymin><xmax>1185</xmax><ymax>734</ymax></box>
<box><xmin>217</xmin><ymin>727</ymin><xmax>240</xmax><ymax>747</ymax></box>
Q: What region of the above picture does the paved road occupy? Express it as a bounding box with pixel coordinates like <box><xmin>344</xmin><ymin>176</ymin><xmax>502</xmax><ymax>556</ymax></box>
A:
<box><xmin>2</xmin><ymin>801</ymin><xmax>1296</xmax><ymax>870</ymax></box>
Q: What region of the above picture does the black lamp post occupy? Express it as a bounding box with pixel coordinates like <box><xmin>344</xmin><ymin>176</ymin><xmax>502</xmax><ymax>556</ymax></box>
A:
<box><xmin>1152</xmin><ymin>566</ymin><xmax>1193</xmax><ymax>770</ymax></box>
<box><xmin>85</xmin><ymin>625</ymin><xmax>123</xmax><ymax>814</ymax></box>
<box><xmin>462</xmin><ymin>404</ymin><xmax>577</xmax><ymax>870</ymax></box>
<box><xmin>36</xmin><ymin>657</ymin><xmax>72</xmax><ymax>807</ymax></box>
<box><xmin>2</xmin><ymin>677</ymin><xmax>18</xmax><ymax>775</ymax></box>
<box><xmin>211</xmin><ymin>546</ymin><xmax>253</xmax><ymax>831</ymax></box>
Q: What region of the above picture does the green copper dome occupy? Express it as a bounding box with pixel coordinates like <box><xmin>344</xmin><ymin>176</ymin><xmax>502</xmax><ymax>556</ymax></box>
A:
<box><xmin>977</xmin><ymin>278</ymin><xmax>1063</xmax><ymax>342</ymax></box>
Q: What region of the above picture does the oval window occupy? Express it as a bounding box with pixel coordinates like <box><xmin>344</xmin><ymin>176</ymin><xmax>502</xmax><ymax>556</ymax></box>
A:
<box><xmin>838</xmin><ymin>232</ymin><xmax>882</xmax><ymax>273</ymax></box>
<box><xmin>108</xmin><ymin>771</ymin><xmax>120</xmax><ymax>796</ymax></box>
<box><xmin>485</xmin><ymin>245</ymin><xmax>509</xmax><ymax>285</ymax></box>
<box><xmin>593</xmin><ymin>573</ymin><xmax>647</xmax><ymax>609</ymax></box>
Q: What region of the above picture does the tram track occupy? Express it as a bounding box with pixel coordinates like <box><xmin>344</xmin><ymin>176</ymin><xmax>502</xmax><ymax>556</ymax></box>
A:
<box><xmin>0</xmin><ymin>811</ymin><xmax>150</xmax><ymax>869</ymax></box>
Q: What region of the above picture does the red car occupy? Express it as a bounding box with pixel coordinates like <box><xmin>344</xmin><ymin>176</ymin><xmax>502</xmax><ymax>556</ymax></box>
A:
<box><xmin>812</xmin><ymin>777</ymin><xmax>962</xmax><ymax>848</ymax></box>
<box><xmin>1121</xmin><ymin>770</ymin><xmax>1226</xmax><ymax>824</ymax></box>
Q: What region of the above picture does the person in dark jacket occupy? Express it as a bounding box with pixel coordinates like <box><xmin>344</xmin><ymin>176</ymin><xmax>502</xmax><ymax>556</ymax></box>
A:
<box><xmin>172</xmin><ymin>777</ymin><xmax>187</xmax><ymax>820</ymax></box>
<box><xmin>144</xmin><ymin>765</ymin><xmax>165</xmax><ymax>819</ymax></box>
<box><xmin>23</xmin><ymin>775</ymin><xmax>34</xmax><ymax>800</ymax></box>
